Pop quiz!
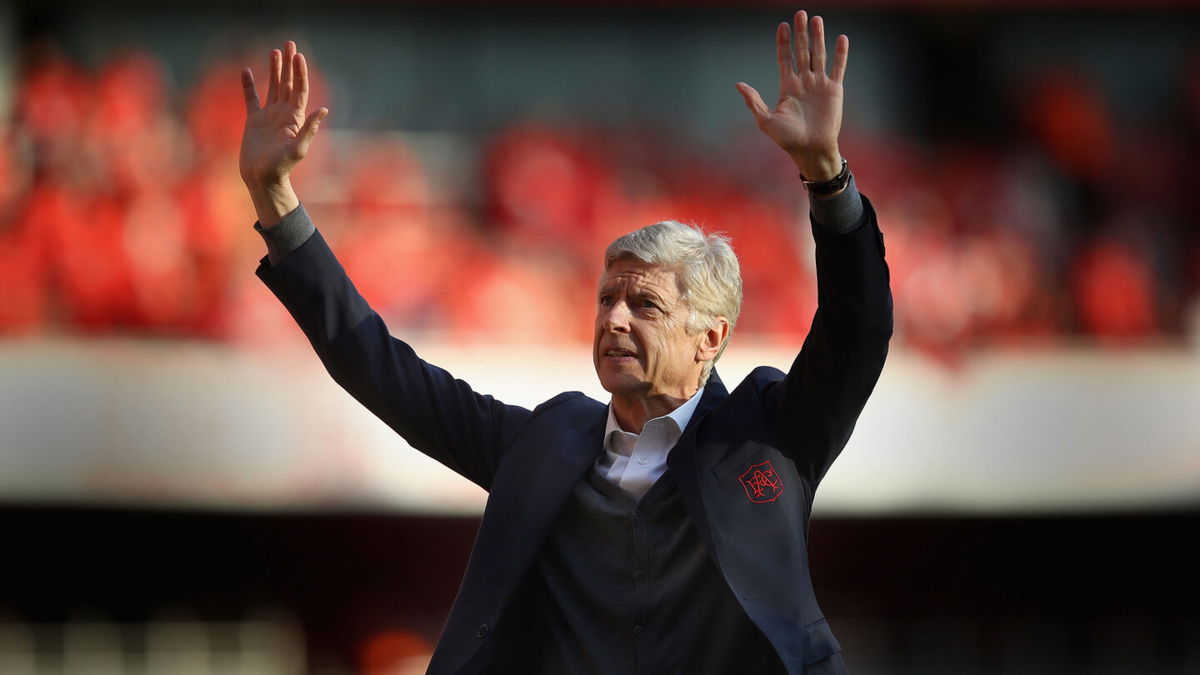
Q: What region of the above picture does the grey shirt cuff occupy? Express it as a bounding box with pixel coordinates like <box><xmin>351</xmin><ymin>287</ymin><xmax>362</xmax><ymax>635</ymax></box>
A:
<box><xmin>253</xmin><ymin>203</ymin><xmax>316</xmax><ymax>265</ymax></box>
<box><xmin>808</xmin><ymin>174</ymin><xmax>864</xmax><ymax>234</ymax></box>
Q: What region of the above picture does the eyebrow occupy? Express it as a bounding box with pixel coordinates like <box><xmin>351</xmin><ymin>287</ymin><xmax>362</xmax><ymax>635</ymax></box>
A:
<box><xmin>597</xmin><ymin>283</ymin><xmax>667</xmax><ymax>305</ymax></box>
<box><xmin>634</xmin><ymin>289</ymin><xmax>665</xmax><ymax>304</ymax></box>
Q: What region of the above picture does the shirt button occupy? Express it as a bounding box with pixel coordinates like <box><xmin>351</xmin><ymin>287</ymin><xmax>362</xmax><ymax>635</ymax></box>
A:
<box><xmin>636</xmin><ymin>456</ymin><xmax>649</xmax><ymax>465</ymax></box>
<box><xmin>476</xmin><ymin>624</ymin><xmax>489</xmax><ymax>638</ymax></box>
<box><xmin>633</xmin><ymin>569</ymin><xmax>644</xmax><ymax>580</ymax></box>
<box><xmin>632</xmin><ymin>509</ymin><xmax>642</xmax><ymax>520</ymax></box>
<box><xmin>632</xmin><ymin>625</ymin><xmax>644</xmax><ymax>636</ymax></box>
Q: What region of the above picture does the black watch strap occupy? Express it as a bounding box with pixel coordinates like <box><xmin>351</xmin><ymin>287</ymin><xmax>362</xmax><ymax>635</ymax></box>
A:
<box><xmin>800</xmin><ymin>158</ymin><xmax>851</xmax><ymax>198</ymax></box>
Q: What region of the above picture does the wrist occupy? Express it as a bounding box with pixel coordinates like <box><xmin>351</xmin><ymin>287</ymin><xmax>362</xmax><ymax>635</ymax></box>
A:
<box><xmin>247</xmin><ymin>179</ymin><xmax>299</xmax><ymax>228</ymax></box>
<box><xmin>800</xmin><ymin>157</ymin><xmax>851</xmax><ymax>199</ymax></box>
<box><xmin>790</xmin><ymin>150</ymin><xmax>842</xmax><ymax>183</ymax></box>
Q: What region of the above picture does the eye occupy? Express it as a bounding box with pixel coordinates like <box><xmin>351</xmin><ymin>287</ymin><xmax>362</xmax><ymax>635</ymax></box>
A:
<box><xmin>598</xmin><ymin>294</ymin><xmax>614</xmax><ymax>307</ymax></box>
<box><xmin>639</xmin><ymin>299</ymin><xmax>660</xmax><ymax>311</ymax></box>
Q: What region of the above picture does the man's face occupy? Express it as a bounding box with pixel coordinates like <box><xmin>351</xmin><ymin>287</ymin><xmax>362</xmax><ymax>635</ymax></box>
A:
<box><xmin>593</xmin><ymin>258</ymin><xmax>706</xmax><ymax>401</ymax></box>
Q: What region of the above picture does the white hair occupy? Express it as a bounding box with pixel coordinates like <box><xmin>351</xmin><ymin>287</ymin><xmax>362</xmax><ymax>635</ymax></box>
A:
<box><xmin>603</xmin><ymin>220</ymin><xmax>743</xmax><ymax>385</ymax></box>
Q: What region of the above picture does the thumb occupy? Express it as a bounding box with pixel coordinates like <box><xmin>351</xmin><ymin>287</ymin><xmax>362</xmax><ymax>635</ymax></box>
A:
<box><xmin>735</xmin><ymin>82</ymin><xmax>770</xmax><ymax>122</ymax></box>
<box><xmin>295</xmin><ymin>107</ymin><xmax>330</xmax><ymax>157</ymax></box>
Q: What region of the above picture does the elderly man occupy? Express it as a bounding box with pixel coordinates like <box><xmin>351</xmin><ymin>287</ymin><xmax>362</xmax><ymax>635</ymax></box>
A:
<box><xmin>241</xmin><ymin>10</ymin><xmax>891</xmax><ymax>674</ymax></box>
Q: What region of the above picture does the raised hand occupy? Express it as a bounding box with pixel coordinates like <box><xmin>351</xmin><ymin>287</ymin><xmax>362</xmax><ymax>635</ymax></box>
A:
<box><xmin>239</xmin><ymin>41</ymin><xmax>329</xmax><ymax>225</ymax></box>
<box><xmin>736</xmin><ymin>11</ymin><xmax>847</xmax><ymax>181</ymax></box>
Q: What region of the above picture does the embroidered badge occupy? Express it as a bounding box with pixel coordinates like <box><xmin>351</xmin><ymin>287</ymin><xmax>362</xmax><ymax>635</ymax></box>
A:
<box><xmin>738</xmin><ymin>461</ymin><xmax>784</xmax><ymax>503</ymax></box>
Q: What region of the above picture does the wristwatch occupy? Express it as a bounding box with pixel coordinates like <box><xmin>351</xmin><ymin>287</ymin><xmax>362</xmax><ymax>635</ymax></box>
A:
<box><xmin>800</xmin><ymin>158</ymin><xmax>850</xmax><ymax>198</ymax></box>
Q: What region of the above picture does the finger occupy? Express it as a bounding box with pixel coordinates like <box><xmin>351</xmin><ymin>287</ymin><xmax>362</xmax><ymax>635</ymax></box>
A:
<box><xmin>831</xmin><ymin>35</ymin><xmax>850</xmax><ymax>84</ymax></box>
<box><xmin>811</xmin><ymin>15</ymin><xmax>827</xmax><ymax>75</ymax></box>
<box><xmin>241</xmin><ymin>68</ymin><xmax>261</xmax><ymax>114</ymax></box>
<box><xmin>776</xmin><ymin>22</ymin><xmax>795</xmax><ymax>85</ymax></box>
<box><xmin>267</xmin><ymin>49</ymin><xmax>281</xmax><ymax>103</ymax></box>
<box><xmin>735</xmin><ymin>82</ymin><xmax>771</xmax><ymax>122</ymax></box>
<box><xmin>280</xmin><ymin>41</ymin><xmax>296</xmax><ymax>103</ymax></box>
<box><xmin>295</xmin><ymin>107</ymin><xmax>329</xmax><ymax>157</ymax></box>
<box><xmin>291</xmin><ymin>52</ymin><xmax>309</xmax><ymax>110</ymax></box>
<box><xmin>793</xmin><ymin>10</ymin><xmax>810</xmax><ymax>73</ymax></box>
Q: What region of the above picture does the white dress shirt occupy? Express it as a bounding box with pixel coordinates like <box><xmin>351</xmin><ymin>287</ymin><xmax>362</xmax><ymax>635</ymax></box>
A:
<box><xmin>595</xmin><ymin>388</ymin><xmax>705</xmax><ymax>500</ymax></box>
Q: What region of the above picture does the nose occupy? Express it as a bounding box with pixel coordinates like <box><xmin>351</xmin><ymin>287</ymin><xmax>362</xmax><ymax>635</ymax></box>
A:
<box><xmin>601</xmin><ymin>301</ymin><xmax>632</xmax><ymax>333</ymax></box>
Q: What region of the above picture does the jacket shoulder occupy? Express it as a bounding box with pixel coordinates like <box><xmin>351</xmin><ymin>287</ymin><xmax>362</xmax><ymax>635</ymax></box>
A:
<box><xmin>728</xmin><ymin>365</ymin><xmax>787</xmax><ymax>400</ymax></box>
<box><xmin>532</xmin><ymin>391</ymin><xmax>603</xmax><ymax>418</ymax></box>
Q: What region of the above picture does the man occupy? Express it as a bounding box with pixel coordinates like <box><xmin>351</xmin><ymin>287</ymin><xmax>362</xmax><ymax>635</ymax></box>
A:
<box><xmin>240</xmin><ymin>10</ymin><xmax>891</xmax><ymax>674</ymax></box>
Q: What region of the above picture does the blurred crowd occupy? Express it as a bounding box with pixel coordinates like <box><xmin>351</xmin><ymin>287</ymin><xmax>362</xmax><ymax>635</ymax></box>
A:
<box><xmin>2</xmin><ymin>42</ymin><xmax>1199</xmax><ymax>360</ymax></box>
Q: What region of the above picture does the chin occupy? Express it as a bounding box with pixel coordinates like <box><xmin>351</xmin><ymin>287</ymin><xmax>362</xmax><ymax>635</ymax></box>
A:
<box><xmin>596</xmin><ymin>369</ymin><xmax>642</xmax><ymax>396</ymax></box>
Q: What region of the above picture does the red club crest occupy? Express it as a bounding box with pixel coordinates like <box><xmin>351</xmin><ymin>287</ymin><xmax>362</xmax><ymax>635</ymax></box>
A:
<box><xmin>738</xmin><ymin>460</ymin><xmax>784</xmax><ymax>503</ymax></box>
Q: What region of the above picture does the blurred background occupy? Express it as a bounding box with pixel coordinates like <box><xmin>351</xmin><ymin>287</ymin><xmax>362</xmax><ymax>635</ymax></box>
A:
<box><xmin>1</xmin><ymin>0</ymin><xmax>1198</xmax><ymax>673</ymax></box>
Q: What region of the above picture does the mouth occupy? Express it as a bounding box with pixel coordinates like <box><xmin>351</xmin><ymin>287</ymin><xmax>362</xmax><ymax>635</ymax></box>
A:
<box><xmin>602</xmin><ymin>347</ymin><xmax>638</xmax><ymax>361</ymax></box>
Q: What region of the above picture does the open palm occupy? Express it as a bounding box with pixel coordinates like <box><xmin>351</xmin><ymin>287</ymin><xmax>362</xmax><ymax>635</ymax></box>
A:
<box><xmin>239</xmin><ymin>41</ymin><xmax>328</xmax><ymax>188</ymax></box>
<box><xmin>736</xmin><ymin>11</ymin><xmax>847</xmax><ymax>180</ymax></box>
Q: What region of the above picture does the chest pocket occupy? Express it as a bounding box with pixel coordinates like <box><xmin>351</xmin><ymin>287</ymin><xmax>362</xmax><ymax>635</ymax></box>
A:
<box><xmin>712</xmin><ymin>441</ymin><xmax>771</xmax><ymax>479</ymax></box>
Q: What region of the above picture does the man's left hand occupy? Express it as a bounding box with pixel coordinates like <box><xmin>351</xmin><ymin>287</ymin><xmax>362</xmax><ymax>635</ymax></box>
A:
<box><xmin>736</xmin><ymin>10</ymin><xmax>848</xmax><ymax>181</ymax></box>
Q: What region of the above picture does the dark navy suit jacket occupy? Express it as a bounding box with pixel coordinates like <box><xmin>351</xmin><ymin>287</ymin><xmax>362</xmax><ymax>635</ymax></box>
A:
<box><xmin>257</xmin><ymin>196</ymin><xmax>892</xmax><ymax>674</ymax></box>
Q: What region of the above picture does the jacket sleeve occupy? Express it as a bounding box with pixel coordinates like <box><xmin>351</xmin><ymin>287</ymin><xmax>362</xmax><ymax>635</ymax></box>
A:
<box><xmin>766</xmin><ymin>192</ymin><xmax>893</xmax><ymax>483</ymax></box>
<box><xmin>256</xmin><ymin>227</ymin><xmax>532</xmax><ymax>491</ymax></box>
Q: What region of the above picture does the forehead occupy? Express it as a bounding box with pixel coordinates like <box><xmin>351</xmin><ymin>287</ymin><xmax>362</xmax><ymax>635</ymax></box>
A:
<box><xmin>599</xmin><ymin>259</ymin><xmax>680</xmax><ymax>294</ymax></box>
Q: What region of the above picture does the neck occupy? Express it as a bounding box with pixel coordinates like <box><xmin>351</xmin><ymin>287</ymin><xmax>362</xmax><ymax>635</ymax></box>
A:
<box><xmin>611</xmin><ymin>387</ymin><xmax>698</xmax><ymax>435</ymax></box>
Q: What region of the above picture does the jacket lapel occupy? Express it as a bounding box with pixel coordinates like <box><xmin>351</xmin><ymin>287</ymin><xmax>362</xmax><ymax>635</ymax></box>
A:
<box><xmin>466</xmin><ymin>397</ymin><xmax>606</xmax><ymax>590</ymax></box>
<box><xmin>437</xmin><ymin>396</ymin><xmax>606</xmax><ymax>674</ymax></box>
<box><xmin>667</xmin><ymin>371</ymin><xmax>728</xmax><ymax>554</ymax></box>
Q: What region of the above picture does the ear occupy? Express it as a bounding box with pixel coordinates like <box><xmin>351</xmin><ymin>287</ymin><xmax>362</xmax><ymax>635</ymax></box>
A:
<box><xmin>695</xmin><ymin>316</ymin><xmax>730</xmax><ymax>363</ymax></box>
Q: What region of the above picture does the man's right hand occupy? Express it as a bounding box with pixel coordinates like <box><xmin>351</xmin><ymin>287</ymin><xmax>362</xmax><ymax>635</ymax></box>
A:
<box><xmin>240</xmin><ymin>41</ymin><xmax>329</xmax><ymax>227</ymax></box>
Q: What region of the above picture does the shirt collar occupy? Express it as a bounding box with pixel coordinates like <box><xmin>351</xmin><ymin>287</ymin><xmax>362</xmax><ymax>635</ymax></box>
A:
<box><xmin>603</xmin><ymin>387</ymin><xmax>705</xmax><ymax>453</ymax></box>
